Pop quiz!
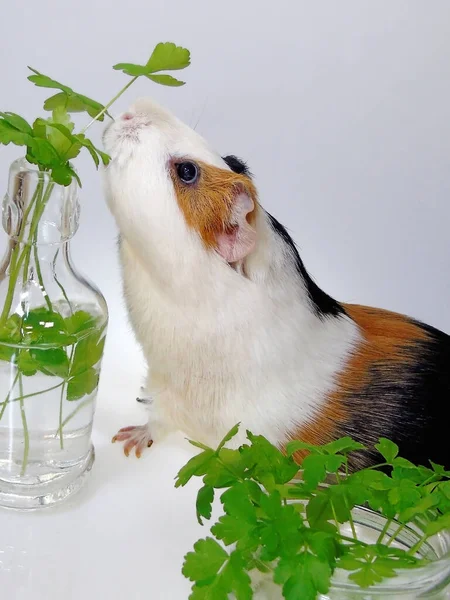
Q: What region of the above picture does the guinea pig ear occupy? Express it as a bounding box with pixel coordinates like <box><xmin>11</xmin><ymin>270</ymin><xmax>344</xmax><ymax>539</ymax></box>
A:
<box><xmin>216</xmin><ymin>190</ymin><xmax>256</xmax><ymax>263</ymax></box>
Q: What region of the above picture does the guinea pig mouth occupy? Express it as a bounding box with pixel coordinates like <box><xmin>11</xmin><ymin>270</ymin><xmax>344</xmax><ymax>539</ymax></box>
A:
<box><xmin>118</xmin><ymin>121</ymin><xmax>149</xmax><ymax>142</ymax></box>
<box><xmin>120</xmin><ymin>125</ymin><xmax>142</xmax><ymax>140</ymax></box>
<box><xmin>102</xmin><ymin>114</ymin><xmax>151</xmax><ymax>147</ymax></box>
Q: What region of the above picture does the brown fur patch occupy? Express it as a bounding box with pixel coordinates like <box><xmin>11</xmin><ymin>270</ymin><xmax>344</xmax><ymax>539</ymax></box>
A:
<box><xmin>170</xmin><ymin>160</ymin><xmax>258</xmax><ymax>249</ymax></box>
<box><xmin>289</xmin><ymin>305</ymin><xmax>430</xmax><ymax>464</ymax></box>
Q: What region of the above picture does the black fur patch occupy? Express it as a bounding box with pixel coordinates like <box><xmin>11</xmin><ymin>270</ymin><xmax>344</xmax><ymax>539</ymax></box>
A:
<box><xmin>268</xmin><ymin>213</ymin><xmax>345</xmax><ymax>319</ymax></box>
<box><xmin>222</xmin><ymin>155</ymin><xmax>252</xmax><ymax>178</ymax></box>
<box><xmin>341</xmin><ymin>321</ymin><xmax>450</xmax><ymax>469</ymax></box>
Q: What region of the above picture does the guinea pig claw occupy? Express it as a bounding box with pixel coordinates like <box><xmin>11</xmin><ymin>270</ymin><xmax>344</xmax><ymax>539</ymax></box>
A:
<box><xmin>111</xmin><ymin>424</ymin><xmax>154</xmax><ymax>458</ymax></box>
<box><xmin>135</xmin><ymin>441</ymin><xmax>153</xmax><ymax>459</ymax></box>
<box><xmin>111</xmin><ymin>426</ymin><xmax>136</xmax><ymax>443</ymax></box>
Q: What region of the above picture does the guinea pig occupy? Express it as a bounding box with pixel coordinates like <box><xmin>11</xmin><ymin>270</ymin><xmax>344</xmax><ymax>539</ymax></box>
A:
<box><xmin>102</xmin><ymin>98</ymin><xmax>449</xmax><ymax>470</ymax></box>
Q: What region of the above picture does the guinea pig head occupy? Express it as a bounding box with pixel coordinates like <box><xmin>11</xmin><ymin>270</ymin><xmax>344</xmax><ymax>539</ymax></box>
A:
<box><xmin>102</xmin><ymin>98</ymin><xmax>258</xmax><ymax>270</ymax></box>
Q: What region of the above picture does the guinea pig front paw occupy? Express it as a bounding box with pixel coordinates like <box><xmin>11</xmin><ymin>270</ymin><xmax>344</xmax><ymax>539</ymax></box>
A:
<box><xmin>111</xmin><ymin>424</ymin><xmax>153</xmax><ymax>458</ymax></box>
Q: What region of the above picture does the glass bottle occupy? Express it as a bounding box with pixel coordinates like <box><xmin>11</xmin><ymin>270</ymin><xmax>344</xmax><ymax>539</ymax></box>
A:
<box><xmin>0</xmin><ymin>158</ymin><xmax>108</xmax><ymax>509</ymax></box>
<box><xmin>253</xmin><ymin>504</ymin><xmax>450</xmax><ymax>599</ymax></box>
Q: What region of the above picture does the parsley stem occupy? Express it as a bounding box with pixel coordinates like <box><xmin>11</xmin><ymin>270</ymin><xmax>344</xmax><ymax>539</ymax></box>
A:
<box><xmin>386</xmin><ymin>523</ymin><xmax>405</xmax><ymax>547</ymax></box>
<box><xmin>331</xmin><ymin>500</ymin><xmax>340</xmax><ymax>532</ymax></box>
<box><xmin>336</xmin><ymin>470</ymin><xmax>357</xmax><ymax>539</ymax></box>
<box><xmin>82</xmin><ymin>76</ymin><xmax>139</xmax><ymax>133</ymax></box>
<box><xmin>366</xmin><ymin>462</ymin><xmax>389</xmax><ymax>470</ymax></box>
<box><xmin>376</xmin><ymin>517</ymin><xmax>393</xmax><ymax>545</ymax></box>
<box><xmin>58</xmin><ymin>344</ymin><xmax>75</xmax><ymax>449</ymax></box>
<box><xmin>21</xmin><ymin>178</ymin><xmax>55</xmax><ymax>308</ymax></box>
<box><xmin>28</xmin><ymin>180</ymin><xmax>55</xmax><ymax>241</ymax></box>
<box><xmin>58</xmin><ymin>381</ymin><xmax>65</xmax><ymax>450</ymax></box>
<box><xmin>0</xmin><ymin>172</ymin><xmax>36</xmax><ymax>283</ymax></box>
<box><xmin>52</xmin><ymin>248</ymin><xmax>73</xmax><ymax>313</ymax></box>
<box><xmin>408</xmin><ymin>532</ymin><xmax>428</xmax><ymax>557</ymax></box>
<box><xmin>19</xmin><ymin>375</ymin><xmax>29</xmax><ymax>476</ymax></box>
<box><xmin>0</xmin><ymin>369</ymin><xmax>20</xmax><ymax>421</ymax></box>
<box><xmin>338</xmin><ymin>534</ymin><xmax>368</xmax><ymax>547</ymax></box>
<box><xmin>33</xmin><ymin>242</ymin><xmax>52</xmax><ymax>311</ymax></box>
<box><xmin>251</xmin><ymin>558</ymin><xmax>272</xmax><ymax>573</ymax></box>
<box><xmin>0</xmin><ymin>246</ymin><xmax>27</xmax><ymax>326</ymax></box>
<box><xmin>22</xmin><ymin>178</ymin><xmax>49</xmax><ymax>284</ymax></box>
<box><xmin>419</xmin><ymin>474</ymin><xmax>442</xmax><ymax>488</ymax></box>
<box><xmin>0</xmin><ymin>380</ymin><xmax>65</xmax><ymax>409</ymax></box>
<box><xmin>0</xmin><ymin>177</ymin><xmax>45</xmax><ymax>327</ymax></box>
<box><xmin>58</xmin><ymin>396</ymin><xmax>93</xmax><ymax>431</ymax></box>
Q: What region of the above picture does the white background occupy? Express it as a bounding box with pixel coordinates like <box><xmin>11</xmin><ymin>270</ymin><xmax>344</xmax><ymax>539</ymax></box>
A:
<box><xmin>0</xmin><ymin>1</ymin><xmax>449</xmax><ymax>598</ymax></box>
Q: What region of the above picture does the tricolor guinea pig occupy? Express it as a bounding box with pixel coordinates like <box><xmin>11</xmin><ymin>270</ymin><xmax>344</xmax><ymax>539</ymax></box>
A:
<box><xmin>102</xmin><ymin>98</ymin><xmax>449</xmax><ymax>470</ymax></box>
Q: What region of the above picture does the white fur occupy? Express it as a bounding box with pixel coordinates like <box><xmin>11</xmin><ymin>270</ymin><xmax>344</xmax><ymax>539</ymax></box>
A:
<box><xmin>102</xmin><ymin>98</ymin><xmax>361</xmax><ymax>449</ymax></box>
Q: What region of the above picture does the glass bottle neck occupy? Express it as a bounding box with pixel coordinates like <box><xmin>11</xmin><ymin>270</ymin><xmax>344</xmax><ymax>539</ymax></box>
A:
<box><xmin>2</xmin><ymin>159</ymin><xmax>79</xmax><ymax>247</ymax></box>
<box><xmin>9</xmin><ymin>238</ymin><xmax>70</xmax><ymax>264</ymax></box>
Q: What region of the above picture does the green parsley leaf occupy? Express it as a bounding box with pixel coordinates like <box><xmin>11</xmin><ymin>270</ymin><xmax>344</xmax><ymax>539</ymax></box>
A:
<box><xmin>175</xmin><ymin>449</ymin><xmax>215</xmax><ymax>487</ymax></box>
<box><xmin>301</xmin><ymin>454</ymin><xmax>345</xmax><ymax>491</ymax></box>
<box><xmin>41</xmin><ymin>121</ymin><xmax>82</xmax><ymax>160</ymax></box>
<box><xmin>306</xmin><ymin>530</ymin><xmax>342</xmax><ymax>568</ymax></box>
<box><xmin>17</xmin><ymin>349</ymin><xmax>38</xmax><ymax>376</ymax></box>
<box><xmin>225</xmin><ymin>551</ymin><xmax>253</xmax><ymax>600</ymax></box>
<box><xmin>182</xmin><ymin>537</ymin><xmax>228</xmax><ymax>582</ymax></box>
<box><xmin>28</xmin><ymin>137</ymin><xmax>61</xmax><ymax>167</ymax></box>
<box><xmin>196</xmin><ymin>485</ymin><xmax>214</xmax><ymax>525</ymax></box>
<box><xmin>186</xmin><ymin>550</ymin><xmax>252</xmax><ymax>600</ymax></box>
<box><xmin>388</xmin><ymin>479</ymin><xmax>421</xmax><ymax>512</ymax></box>
<box><xmin>69</xmin><ymin>328</ymin><xmax>105</xmax><ymax>376</ymax></box>
<box><xmin>306</xmin><ymin>491</ymin><xmax>334</xmax><ymax>529</ymax></box>
<box><xmin>350</xmin><ymin>469</ymin><xmax>394</xmax><ymax>491</ymax></box>
<box><xmin>429</xmin><ymin>461</ymin><xmax>450</xmax><ymax>477</ymax></box>
<box><xmin>30</xmin><ymin>347</ymin><xmax>69</xmax><ymax>378</ymax></box>
<box><xmin>66</xmin><ymin>367</ymin><xmax>99</xmax><ymax>401</ymax></box>
<box><xmin>0</xmin><ymin>112</ymin><xmax>33</xmax><ymax>135</ymax></box>
<box><xmin>210</xmin><ymin>514</ymin><xmax>254</xmax><ymax>546</ymax></box>
<box><xmin>221</xmin><ymin>482</ymin><xmax>257</xmax><ymax>524</ymax></box>
<box><xmin>21</xmin><ymin>309</ymin><xmax>74</xmax><ymax>346</ymax></box>
<box><xmin>74</xmin><ymin>134</ymin><xmax>110</xmax><ymax>167</ymax></box>
<box><xmin>0</xmin><ymin>314</ymin><xmax>22</xmax><ymax>344</ymax></box>
<box><xmin>276</xmin><ymin>553</ymin><xmax>331</xmax><ymax>600</ymax></box>
<box><xmin>322</xmin><ymin>437</ymin><xmax>367</xmax><ymax>455</ymax></box>
<box><xmin>348</xmin><ymin>560</ymin><xmax>391</xmax><ymax>588</ymax></box>
<box><xmin>64</xmin><ymin>310</ymin><xmax>99</xmax><ymax>337</ymax></box>
<box><xmin>0</xmin><ymin>119</ymin><xmax>33</xmax><ymax>146</ymax></box>
<box><xmin>241</xmin><ymin>432</ymin><xmax>299</xmax><ymax>487</ymax></box>
<box><xmin>216</xmin><ymin>423</ymin><xmax>241</xmax><ymax>452</ymax></box>
<box><xmin>426</xmin><ymin>512</ymin><xmax>450</xmax><ymax>537</ymax></box>
<box><xmin>28</xmin><ymin>67</ymin><xmax>108</xmax><ymax>120</ymax></box>
<box><xmin>113</xmin><ymin>42</ymin><xmax>190</xmax><ymax>87</ymax></box>
<box><xmin>202</xmin><ymin>451</ymin><xmax>243</xmax><ymax>488</ymax></box>
<box><xmin>146</xmin><ymin>42</ymin><xmax>191</xmax><ymax>72</ymax></box>
<box><xmin>375</xmin><ymin>438</ymin><xmax>399</xmax><ymax>463</ymax></box>
<box><xmin>0</xmin><ymin>344</ymin><xmax>16</xmax><ymax>363</ymax></box>
<box><xmin>399</xmin><ymin>493</ymin><xmax>439</xmax><ymax>522</ymax></box>
<box><xmin>189</xmin><ymin>583</ymin><xmax>227</xmax><ymax>600</ymax></box>
<box><xmin>285</xmin><ymin>440</ymin><xmax>324</xmax><ymax>456</ymax></box>
<box><xmin>146</xmin><ymin>74</ymin><xmax>186</xmax><ymax>87</ymax></box>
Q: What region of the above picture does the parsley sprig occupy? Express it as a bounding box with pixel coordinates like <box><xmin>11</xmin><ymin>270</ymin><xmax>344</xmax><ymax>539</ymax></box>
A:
<box><xmin>0</xmin><ymin>42</ymin><xmax>190</xmax><ymax>476</ymax></box>
<box><xmin>0</xmin><ymin>42</ymin><xmax>191</xmax><ymax>186</ymax></box>
<box><xmin>177</xmin><ymin>425</ymin><xmax>450</xmax><ymax>599</ymax></box>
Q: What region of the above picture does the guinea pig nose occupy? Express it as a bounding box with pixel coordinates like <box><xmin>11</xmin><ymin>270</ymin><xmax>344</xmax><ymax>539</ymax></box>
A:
<box><xmin>122</xmin><ymin>112</ymin><xmax>134</xmax><ymax>121</ymax></box>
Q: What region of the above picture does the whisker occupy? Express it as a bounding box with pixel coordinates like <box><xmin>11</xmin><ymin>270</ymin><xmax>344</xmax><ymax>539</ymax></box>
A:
<box><xmin>193</xmin><ymin>97</ymin><xmax>208</xmax><ymax>131</ymax></box>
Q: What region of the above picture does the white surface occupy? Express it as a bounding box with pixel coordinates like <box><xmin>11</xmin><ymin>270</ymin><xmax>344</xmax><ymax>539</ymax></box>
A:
<box><xmin>1</xmin><ymin>0</ymin><xmax>450</xmax><ymax>598</ymax></box>
<box><xmin>0</xmin><ymin>358</ymin><xmax>207</xmax><ymax>600</ymax></box>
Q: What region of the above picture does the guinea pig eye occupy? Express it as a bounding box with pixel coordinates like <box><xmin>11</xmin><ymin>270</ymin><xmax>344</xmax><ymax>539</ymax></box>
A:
<box><xmin>176</xmin><ymin>162</ymin><xmax>198</xmax><ymax>184</ymax></box>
